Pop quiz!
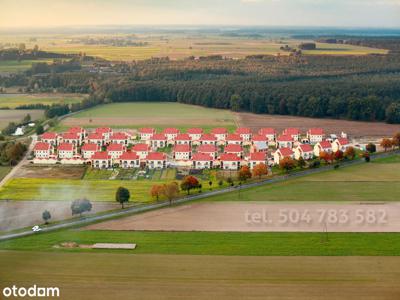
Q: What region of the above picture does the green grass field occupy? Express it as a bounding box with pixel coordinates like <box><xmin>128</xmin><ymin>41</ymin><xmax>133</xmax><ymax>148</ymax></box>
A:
<box><xmin>204</xmin><ymin>158</ymin><xmax>400</xmax><ymax>203</ymax></box>
<box><xmin>0</xmin><ymin>166</ymin><xmax>11</xmax><ymax>181</ymax></box>
<box><xmin>59</xmin><ymin>102</ymin><xmax>237</xmax><ymax>131</ymax></box>
<box><xmin>1</xmin><ymin>230</ymin><xmax>400</xmax><ymax>256</ymax></box>
<box><xmin>0</xmin><ymin>59</ymin><xmax>53</xmax><ymax>73</ymax></box>
<box><xmin>0</xmin><ymin>93</ymin><xmax>85</xmax><ymax>109</ymax></box>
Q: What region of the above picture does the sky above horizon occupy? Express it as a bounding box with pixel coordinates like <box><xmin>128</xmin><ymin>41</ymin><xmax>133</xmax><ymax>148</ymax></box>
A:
<box><xmin>1</xmin><ymin>0</ymin><xmax>400</xmax><ymax>28</ymax></box>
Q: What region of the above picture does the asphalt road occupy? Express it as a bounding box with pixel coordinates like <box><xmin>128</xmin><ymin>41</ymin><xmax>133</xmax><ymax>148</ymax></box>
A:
<box><xmin>0</xmin><ymin>150</ymin><xmax>398</xmax><ymax>241</ymax></box>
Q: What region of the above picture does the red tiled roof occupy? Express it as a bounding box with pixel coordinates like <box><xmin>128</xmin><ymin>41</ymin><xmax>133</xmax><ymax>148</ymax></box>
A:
<box><xmin>174</xmin><ymin>144</ymin><xmax>191</xmax><ymax>152</ymax></box>
<box><xmin>162</xmin><ymin>128</ymin><xmax>180</xmax><ymax>134</ymax></box>
<box><xmin>192</xmin><ymin>153</ymin><xmax>213</xmax><ymax>161</ymax></box>
<box><xmin>41</xmin><ymin>132</ymin><xmax>57</xmax><ymax>140</ymax></box>
<box><xmin>278</xmin><ymin>148</ymin><xmax>294</xmax><ymax>157</ymax></box>
<box><xmin>220</xmin><ymin>153</ymin><xmax>241</xmax><ymax>161</ymax></box>
<box><xmin>225</xmin><ymin>144</ymin><xmax>243</xmax><ymax>153</ymax></box>
<box><xmin>107</xmin><ymin>143</ymin><xmax>125</xmax><ymax>152</ymax></box>
<box><xmin>88</xmin><ymin>133</ymin><xmax>104</xmax><ymax>140</ymax></box>
<box><xmin>337</xmin><ymin>138</ymin><xmax>349</xmax><ymax>145</ymax></box>
<box><xmin>200</xmin><ymin>134</ymin><xmax>217</xmax><ymax>141</ymax></box>
<box><xmin>34</xmin><ymin>142</ymin><xmax>51</xmax><ymax>151</ymax></box>
<box><xmin>277</xmin><ymin>135</ymin><xmax>293</xmax><ymax>142</ymax></box>
<box><xmin>119</xmin><ymin>152</ymin><xmax>139</xmax><ymax>160</ymax></box>
<box><xmin>319</xmin><ymin>141</ymin><xmax>332</xmax><ymax>149</ymax></box>
<box><xmin>211</xmin><ymin>128</ymin><xmax>228</xmax><ymax>135</ymax></box>
<box><xmin>150</xmin><ymin>133</ymin><xmax>167</xmax><ymax>141</ymax></box>
<box><xmin>81</xmin><ymin>143</ymin><xmax>98</xmax><ymax>151</ymax></box>
<box><xmin>226</xmin><ymin>134</ymin><xmax>242</xmax><ymax>141</ymax></box>
<box><xmin>283</xmin><ymin>128</ymin><xmax>300</xmax><ymax>135</ymax></box>
<box><xmin>146</xmin><ymin>152</ymin><xmax>166</xmax><ymax>161</ymax></box>
<box><xmin>110</xmin><ymin>132</ymin><xmax>128</xmax><ymax>140</ymax></box>
<box><xmin>139</xmin><ymin>128</ymin><xmax>155</xmax><ymax>134</ymax></box>
<box><xmin>62</xmin><ymin>132</ymin><xmax>79</xmax><ymax>140</ymax></box>
<box><xmin>250</xmin><ymin>152</ymin><xmax>267</xmax><ymax>161</ymax></box>
<box><xmin>68</xmin><ymin>127</ymin><xmax>84</xmax><ymax>134</ymax></box>
<box><xmin>252</xmin><ymin>134</ymin><xmax>268</xmax><ymax>142</ymax></box>
<box><xmin>58</xmin><ymin>143</ymin><xmax>74</xmax><ymax>151</ymax></box>
<box><xmin>197</xmin><ymin>144</ymin><xmax>217</xmax><ymax>153</ymax></box>
<box><xmin>132</xmin><ymin>144</ymin><xmax>149</xmax><ymax>152</ymax></box>
<box><xmin>187</xmin><ymin>128</ymin><xmax>203</xmax><ymax>134</ymax></box>
<box><xmin>308</xmin><ymin>128</ymin><xmax>324</xmax><ymax>135</ymax></box>
<box><xmin>258</xmin><ymin>128</ymin><xmax>276</xmax><ymax>136</ymax></box>
<box><xmin>235</xmin><ymin>127</ymin><xmax>251</xmax><ymax>135</ymax></box>
<box><xmin>91</xmin><ymin>152</ymin><xmax>110</xmax><ymax>160</ymax></box>
<box><xmin>95</xmin><ymin>127</ymin><xmax>112</xmax><ymax>134</ymax></box>
<box><xmin>298</xmin><ymin>144</ymin><xmax>313</xmax><ymax>152</ymax></box>
<box><xmin>175</xmin><ymin>134</ymin><xmax>192</xmax><ymax>141</ymax></box>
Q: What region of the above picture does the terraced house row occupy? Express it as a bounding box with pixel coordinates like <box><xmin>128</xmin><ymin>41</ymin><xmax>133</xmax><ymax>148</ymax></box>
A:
<box><xmin>32</xmin><ymin>126</ymin><xmax>351</xmax><ymax>170</ymax></box>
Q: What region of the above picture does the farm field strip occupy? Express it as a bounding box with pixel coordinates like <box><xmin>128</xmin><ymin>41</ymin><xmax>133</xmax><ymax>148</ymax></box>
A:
<box><xmin>1</xmin><ymin>251</ymin><xmax>399</xmax><ymax>300</ymax></box>
<box><xmin>0</xmin><ymin>94</ymin><xmax>85</xmax><ymax>109</ymax></box>
<box><xmin>0</xmin><ymin>109</ymin><xmax>44</xmax><ymax>129</ymax></box>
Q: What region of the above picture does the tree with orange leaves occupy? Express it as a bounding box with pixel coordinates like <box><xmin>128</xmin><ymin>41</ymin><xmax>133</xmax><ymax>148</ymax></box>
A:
<box><xmin>380</xmin><ymin>138</ymin><xmax>393</xmax><ymax>152</ymax></box>
<box><xmin>238</xmin><ymin>165</ymin><xmax>252</xmax><ymax>181</ymax></box>
<box><xmin>279</xmin><ymin>157</ymin><xmax>296</xmax><ymax>173</ymax></box>
<box><xmin>180</xmin><ymin>176</ymin><xmax>200</xmax><ymax>195</ymax></box>
<box><xmin>252</xmin><ymin>163</ymin><xmax>268</xmax><ymax>179</ymax></box>
<box><xmin>344</xmin><ymin>146</ymin><xmax>356</xmax><ymax>160</ymax></box>
<box><xmin>150</xmin><ymin>184</ymin><xmax>164</xmax><ymax>202</ymax></box>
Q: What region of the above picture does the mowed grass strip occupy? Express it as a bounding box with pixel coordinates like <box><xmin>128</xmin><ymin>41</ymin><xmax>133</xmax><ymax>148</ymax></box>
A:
<box><xmin>0</xmin><ymin>166</ymin><xmax>11</xmax><ymax>181</ymax></box>
<box><xmin>2</xmin><ymin>230</ymin><xmax>400</xmax><ymax>256</ymax></box>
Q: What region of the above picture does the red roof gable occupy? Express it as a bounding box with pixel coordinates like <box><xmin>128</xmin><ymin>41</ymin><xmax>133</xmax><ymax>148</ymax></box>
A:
<box><xmin>235</xmin><ymin>127</ymin><xmax>252</xmax><ymax>135</ymax></box>
<box><xmin>187</xmin><ymin>128</ymin><xmax>203</xmax><ymax>134</ymax></box>
<box><xmin>91</xmin><ymin>152</ymin><xmax>110</xmax><ymax>160</ymax></box>
<box><xmin>107</xmin><ymin>143</ymin><xmax>125</xmax><ymax>152</ymax></box>
<box><xmin>68</xmin><ymin>127</ymin><xmax>84</xmax><ymax>134</ymax></box>
<box><xmin>283</xmin><ymin>128</ymin><xmax>300</xmax><ymax>135</ymax></box>
<box><xmin>277</xmin><ymin>135</ymin><xmax>293</xmax><ymax>142</ymax></box>
<box><xmin>146</xmin><ymin>152</ymin><xmax>166</xmax><ymax>161</ymax></box>
<box><xmin>308</xmin><ymin>128</ymin><xmax>324</xmax><ymax>135</ymax></box>
<box><xmin>192</xmin><ymin>153</ymin><xmax>213</xmax><ymax>161</ymax></box>
<box><xmin>278</xmin><ymin>148</ymin><xmax>294</xmax><ymax>157</ymax></box>
<box><xmin>319</xmin><ymin>141</ymin><xmax>332</xmax><ymax>149</ymax></box>
<box><xmin>211</xmin><ymin>128</ymin><xmax>228</xmax><ymax>135</ymax></box>
<box><xmin>220</xmin><ymin>153</ymin><xmax>241</xmax><ymax>162</ymax></box>
<box><xmin>225</xmin><ymin>144</ymin><xmax>243</xmax><ymax>153</ymax></box>
<box><xmin>298</xmin><ymin>144</ymin><xmax>313</xmax><ymax>152</ymax></box>
<box><xmin>174</xmin><ymin>144</ymin><xmax>191</xmax><ymax>152</ymax></box>
<box><xmin>95</xmin><ymin>127</ymin><xmax>112</xmax><ymax>134</ymax></box>
<box><xmin>258</xmin><ymin>128</ymin><xmax>276</xmax><ymax>136</ymax></box>
<box><xmin>119</xmin><ymin>152</ymin><xmax>139</xmax><ymax>160</ymax></box>
<box><xmin>337</xmin><ymin>138</ymin><xmax>349</xmax><ymax>145</ymax></box>
<box><xmin>34</xmin><ymin>142</ymin><xmax>51</xmax><ymax>151</ymax></box>
<box><xmin>132</xmin><ymin>144</ymin><xmax>149</xmax><ymax>152</ymax></box>
<box><xmin>226</xmin><ymin>134</ymin><xmax>242</xmax><ymax>141</ymax></box>
<box><xmin>175</xmin><ymin>134</ymin><xmax>192</xmax><ymax>141</ymax></box>
<box><xmin>81</xmin><ymin>143</ymin><xmax>98</xmax><ymax>151</ymax></box>
<box><xmin>139</xmin><ymin>128</ymin><xmax>155</xmax><ymax>134</ymax></box>
<box><xmin>58</xmin><ymin>143</ymin><xmax>74</xmax><ymax>151</ymax></box>
<box><xmin>250</xmin><ymin>152</ymin><xmax>267</xmax><ymax>161</ymax></box>
<box><xmin>200</xmin><ymin>134</ymin><xmax>217</xmax><ymax>141</ymax></box>
<box><xmin>110</xmin><ymin>132</ymin><xmax>128</xmax><ymax>140</ymax></box>
<box><xmin>41</xmin><ymin>132</ymin><xmax>57</xmax><ymax>140</ymax></box>
<box><xmin>162</xmin><ymin>128</ymin><xmax>180</xmax><ymax>134</ymax></box>
<box><xmin>197</xmin><ymin>144</ymin><xmax>217</xmax><ymax>153</ymax></box>
<box><xmin>62</xmin><ymin>132</ymin><xmax>79</xmax><ymax>140</ymax></box>
<box><xmin>150</xmin><ymin>133</ymin><xmax>167</xmax><ymax>141</ymax></box>
<box><xmin>252</xmin><ymin>134</ymin><xmax>268</xmax><ymax>142</ymax></box>
<box><xmin>88</xmin><ymin>133</ymin><xmax>104</xmax><ymax>140</ymax></box>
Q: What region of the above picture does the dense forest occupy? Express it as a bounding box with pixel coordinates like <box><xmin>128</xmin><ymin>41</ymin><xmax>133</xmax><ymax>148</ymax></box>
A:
<box><xmin>1</xmin><ymin>38</ymin><xmax>400</xmax><ymax>124</ymax></box>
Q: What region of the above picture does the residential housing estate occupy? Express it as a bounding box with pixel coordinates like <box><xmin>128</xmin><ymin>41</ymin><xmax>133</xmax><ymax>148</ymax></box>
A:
<box><xmin>32</xmin><ymin>126</ymin><xmax>351</xmax><ymax>170</ymax></box>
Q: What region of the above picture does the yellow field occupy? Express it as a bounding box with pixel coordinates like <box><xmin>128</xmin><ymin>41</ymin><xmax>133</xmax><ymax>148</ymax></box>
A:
<box><xmin>0</xmin><ymin>34</ymin><xmax>388</xmax><ymax>61</ymax></box>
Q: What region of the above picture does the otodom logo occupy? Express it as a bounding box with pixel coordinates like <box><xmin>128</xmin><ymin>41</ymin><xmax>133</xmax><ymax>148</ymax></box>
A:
<box><xmin>2</xmin><ymin>285</ymin><xmax>60</xmax><ymax>298</ymax></box>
